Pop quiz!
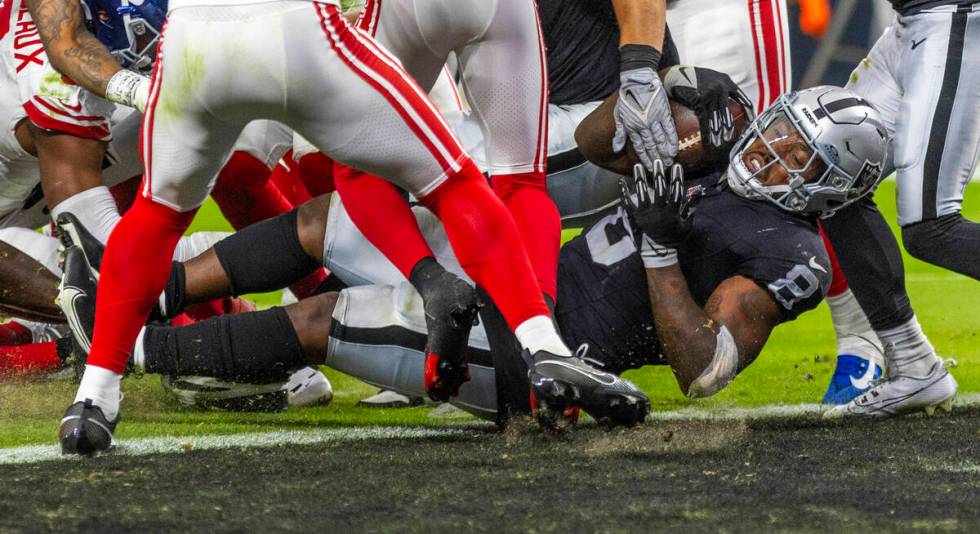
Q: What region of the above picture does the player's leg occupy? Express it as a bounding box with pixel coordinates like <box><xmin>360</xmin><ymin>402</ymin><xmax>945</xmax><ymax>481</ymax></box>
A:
<box><xmin>160</xmin><ymin>197</ymin><xmax>330</xmax><ymax>318</ymax></box>
<box><xmin>667</xmin><ymin>0</ymin><xmax>792</xmax><ymax>113</ymax></box>
<box><xmin>818</xmin><ymin>225</ymin><xmax>884</xmax><ymax>404</ymax></box>
<box><xmin>289</xmin><ymin>7</ymin><xmax>562</xmax><ymax>352</ymax></box>
<box><xmin>63</xmin><ymin>8</ymin><xmax>255</xmax><ymax>454</ymax></box>
<box><xmin>895</xmin><ymin>9</ymin><xmax>980</xmax><ymax>279</ymax></box>
<box><xmin>133</xmin><ymin>283</ymin><xmax>501</xmax><ymax>422</ymax></box>
<box><xmin>456</xmin><ymin>0</ymin><xmax>560</xmax><ymax>300</ymax></box>
<box><xmin>0</xmin><ymin>228</ymin><xmax>62</xmax><ymax>323</ymax></box>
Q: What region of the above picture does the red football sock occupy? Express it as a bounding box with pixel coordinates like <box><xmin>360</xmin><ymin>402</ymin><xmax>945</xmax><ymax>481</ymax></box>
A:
<box><xmin>171</xmin><ymin>297</ymin><xmax>258</xmax><ymax>327</ymax></box>
<box><xmin>211</xmin><ymin>151</ymin><xmax>294</xmax><ymax>229</ymax></box>
<box><xmin>334</xmin><ymin>163</ymin><xmax>434</xmax><ymax>279</ymax></box>
<box><xmin>819</xmin><ymin>222</ymin><xmax>849</xmax><ymax>297</ymax></box>
<box><xmin>270</xmin><ymin>152</ymin><xmax>313</xmax><ymax>206</ymax></box>
<box><xmin>491</xmin><ymin>172</ymin><xmax>560</xmax><ymax>300</ymax></box>
<box><xmin>420</xmin><ymin>162</ymin><xmax>549</xmax><ymax>330</ymax></box>
<box><xmin>109</xmin><ymin>176</ymin><xmax>142</xmax><ymax>214</ymax></box>
<box><xmin>0</xmin><ymin>321</ymin><xmax>32</xmax><ymax>346</ymax></box>
<box><xmin>0</xmin><ymin>341</ymin><xmax>61</xmax><ymax>376</ymax></box>
<box><xmin>298</xmin><ymin>152</ymin><xmax>335</xmax><ymax>196</ymax></box>
<box><xmin>87</xmin><ymin>194</ymin><xmax>195</xmax><ymax>373</ymax></box>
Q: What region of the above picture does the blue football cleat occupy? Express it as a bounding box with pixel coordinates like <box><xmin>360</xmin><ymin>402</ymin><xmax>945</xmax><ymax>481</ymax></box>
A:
<box><xmin>822</xmin><ymin>354</ymin><xmax>883</xmax><ymax>405</ymax></box>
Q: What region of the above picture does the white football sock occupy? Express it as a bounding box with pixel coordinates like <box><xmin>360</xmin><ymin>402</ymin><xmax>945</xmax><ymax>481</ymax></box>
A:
<box><xmin>878</xmin><ymin>316</ymin><xmax>941</xmax><ymax>379</ymax></box>
<box><xmin>74</xmin><ymin>365</ymin><xmax>122</xmax><ymax>421</ymax></box>
<box><xmin>827</xmin><ymin>289</ymin><xmax>884</xmax><ymax>369</ymax></box>
<box><xmin>51</xmin><ymin>186</ymin><xmax>120</xmax><ymax>245</ymax></box>
<box><xmin>514</xmin><ymin>315</ymin><xmax>571</xmax><ymax>357</ymax></box>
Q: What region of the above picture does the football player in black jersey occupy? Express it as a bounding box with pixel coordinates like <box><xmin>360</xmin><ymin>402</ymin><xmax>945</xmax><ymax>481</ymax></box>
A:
<box><xmin>56</xmin><ymin>87</ymin><xmax>902</xmax><ymax>428</ymax></box>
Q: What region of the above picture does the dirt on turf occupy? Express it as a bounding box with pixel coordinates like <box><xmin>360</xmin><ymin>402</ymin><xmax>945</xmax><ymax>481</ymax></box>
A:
<box><xmin>1</xmin><ymin>409</ymin><xmax>978</xmax><ymax>532</ymax></box>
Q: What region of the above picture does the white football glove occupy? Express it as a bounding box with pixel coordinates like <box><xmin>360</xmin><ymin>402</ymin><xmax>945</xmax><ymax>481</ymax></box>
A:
<box><xmin>613</xmin><ymin>67</ymin><xmax>679</xmax><ymax>170</ymax></box>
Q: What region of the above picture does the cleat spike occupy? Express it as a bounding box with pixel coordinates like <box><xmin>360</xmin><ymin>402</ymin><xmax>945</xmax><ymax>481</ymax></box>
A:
<box><xmin>925</xmin><ymin>405</ymin><xmax>936</xmax><ymax>417</ymax></box>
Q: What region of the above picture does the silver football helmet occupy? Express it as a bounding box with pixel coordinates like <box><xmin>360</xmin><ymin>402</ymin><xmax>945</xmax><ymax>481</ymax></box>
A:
<box><xmin>726</xmin><ymin>86</ymin><xmax>888</xmax><ymax>217</ymax></box>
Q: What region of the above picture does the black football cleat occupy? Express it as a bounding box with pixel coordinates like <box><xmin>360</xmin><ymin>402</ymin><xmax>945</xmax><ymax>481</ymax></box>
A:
<box><xmin>524</xmin><ymin>347</ymin><xmax>650</xmax><ymax>429</ymax></box>
<box><xmin>60</xmin><ymin>399</ymin><xmax>118</xmax><ymax>456</ymax></box>
<box><xmin>415</xmin><ymin>265</ymin><xmax>480</xmax><ymax>402</ymax></box>
<box><xmin>57</xmin><ymin>245</ymin><xmax>97</xmax><ymax>354</ymax></box>
<box><xmin>56</xmin><ymin>212</ymin><xmax>105</xmax><ymax>280</ymax></box>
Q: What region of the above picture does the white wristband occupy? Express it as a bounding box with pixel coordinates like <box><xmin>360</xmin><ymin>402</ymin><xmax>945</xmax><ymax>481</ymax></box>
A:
<box><xmin>638</xmin><ymin>234</ymin><xmax>678</xmax><ymax>269</ymax></box>
<box><xmin>105</xmin><ymin>70</ymin><xmax>151</xmax><ymax>113</ymax></box>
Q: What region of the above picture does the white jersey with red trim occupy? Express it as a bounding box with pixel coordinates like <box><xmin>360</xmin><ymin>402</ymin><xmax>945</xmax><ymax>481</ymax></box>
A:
<box><xmin>667</xmin><ymin>0</ymin><xmax>792</xmax><ymax>114</ymax></box>
<box><xmin>167</xmin><ymin>0</ymin><xmax>339</xmax><ymax>12</ymax></box>
<box><xmin>1</xmin><ymin>0</ymin><xmax>117</xmax><ymax>142</ymax></box>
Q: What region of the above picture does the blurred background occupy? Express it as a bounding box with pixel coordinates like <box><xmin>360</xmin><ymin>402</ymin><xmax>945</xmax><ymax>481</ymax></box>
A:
<box><xmin>788</xmin><ymin>0</ymin><xmax>892</xmax><ymax>87</ymax></box>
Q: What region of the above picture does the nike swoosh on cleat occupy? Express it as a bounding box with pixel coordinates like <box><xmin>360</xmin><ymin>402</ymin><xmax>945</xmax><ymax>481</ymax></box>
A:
<box><xmin>848</xmin><ymin>361</ymin><xmax>877</xmax><ymax>390</ymax></box>
<box><xmin>61</xmin><ymin>287</ymin><xmax>91</xmax><ymax>353</ymax></box>
<box><xmin>911</xmin><ymin>38</ymin><xmax>927</xmax><ymax>50</ymax></box>
<box><xmin>540</xmin><ymin>360</ymin><xmax>619</xmax><ymax>386</ymax></box>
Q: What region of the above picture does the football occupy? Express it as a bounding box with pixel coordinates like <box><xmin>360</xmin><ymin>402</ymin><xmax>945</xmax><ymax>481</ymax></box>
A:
<box><xmin>628</xmin><ymin>97</ymin><xmax>752</xmax><ymax>175</ymax></box>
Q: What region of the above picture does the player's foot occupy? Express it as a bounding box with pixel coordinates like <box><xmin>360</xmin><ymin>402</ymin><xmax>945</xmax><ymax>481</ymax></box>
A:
<box><xmin>57</xmin><ymin>246</ymin><xmax>96</xmax><ymax>354</ymax></box>
<box><xmin>60</xmin><ymin>399</ymin><xmax>118</xmax><ymax>456</ymax></box>
<box><xmin>357</xmin><ymin>389</ymin><xmax>425</xmax><ymax>408</ymax></box>
<box><xmin>55</xmin><ymin>212</ymin><xmax>104</xmax><ymax>280</ymax></box>
<box><xmin>823</xmin><ymin>359</ymin><xmax>957</xmax><ymax>419</ymax></box>
<box><xmin>524</xmin><ymin>346</ymin><xmax>650</xmax><ymax>428</ymax></box>
<box><xmin>285</xmin><ymin>367</ymin><xmax>333</xmax><ymax>407</ymax></box>
<box><xmin>821</xmin><ymin>354</ymin><xmax>883</xmax><ymax>405</ymax></box>
<box><xmin>417</xmin><ymin>270</ymin><xmax>480</xmax><ymax>402</ymax></box>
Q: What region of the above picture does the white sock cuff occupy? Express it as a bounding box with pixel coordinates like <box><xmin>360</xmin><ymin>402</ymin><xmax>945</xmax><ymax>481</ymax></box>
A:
<box><xmin>514</xmin><ymin>315</ymin><xmax>571</xmax><ymax>357</ymax></box>
<box><xmin>74</xmin><ymin>364</ymin><xmax>122</xmax><ymax>420</ymax></box>
<box><xmin>51</xmin><ymin>186</ymin><xmax>121</xmax><ymax>244</ymax></box>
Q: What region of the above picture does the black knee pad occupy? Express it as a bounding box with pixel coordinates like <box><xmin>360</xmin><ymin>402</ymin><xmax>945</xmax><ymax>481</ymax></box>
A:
<box><xmin>214</xmin><ymin>209</ymin><xmax>320</xmax><ymax>295</ymax></box>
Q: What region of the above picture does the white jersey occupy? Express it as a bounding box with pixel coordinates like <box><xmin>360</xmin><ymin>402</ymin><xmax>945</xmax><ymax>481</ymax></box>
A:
<box><xmin>168</xmin><ymin>0</ymin><xmax>339</xmax><ymax>12</ymax></box>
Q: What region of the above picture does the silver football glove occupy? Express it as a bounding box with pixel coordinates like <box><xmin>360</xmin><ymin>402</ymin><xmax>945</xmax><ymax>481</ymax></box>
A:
<box><xmin>613</xmin><ymin>67</ymin><xmax>679</xmax><ymax>170</ymax></box>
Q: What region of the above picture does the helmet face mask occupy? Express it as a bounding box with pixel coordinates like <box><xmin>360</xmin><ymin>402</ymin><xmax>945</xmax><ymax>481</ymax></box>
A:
<box><xmin>84</xmin><ymin>0</ymin><xmax>167</xmax><ymax>72</ymax></box>
<box><xmin>726</xmin><ymin>86</ymin><xmax>888</xmax><ymax>217</ymax></box>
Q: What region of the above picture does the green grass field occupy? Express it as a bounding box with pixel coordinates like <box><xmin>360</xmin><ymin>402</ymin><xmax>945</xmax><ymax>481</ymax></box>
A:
<box><xmin>0</xmin><ymin>181</ymin><xmax>977</xmax><ymax>450</ymax></box>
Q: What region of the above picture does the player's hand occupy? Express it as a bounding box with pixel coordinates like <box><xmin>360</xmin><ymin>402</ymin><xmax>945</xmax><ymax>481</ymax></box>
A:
<box><xmin>663</xmin><ymin>65</ymin><xmax>751</xmax><ymax>148</ymax></box>
<box><xmin>620</xmin><ymin>162</ymin><xmax>690</xmax><ymax>268</ymax></box>
<box><xmin>613</xmin><ymin>67</ymin><xmax>679</xmax><ymax>169</ymax></box>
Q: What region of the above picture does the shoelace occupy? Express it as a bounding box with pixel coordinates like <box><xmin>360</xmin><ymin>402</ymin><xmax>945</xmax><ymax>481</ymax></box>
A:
<box><xmin>575</xmin><ymin>343</ymin><xmax>607</xmax><ymax>370</ymax></box>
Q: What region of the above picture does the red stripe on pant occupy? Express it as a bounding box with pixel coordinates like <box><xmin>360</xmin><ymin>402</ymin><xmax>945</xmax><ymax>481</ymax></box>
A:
<box><xmin>316</xmin><ymin>3</ymin><xmax>464</xmax><ymax>177</ymax></box>
<box><xmin>758</xmin><ymin>0</ymin><xmax>784</xmax><ymax>107</ymax></box>
<box><xmin>748</xmin><ymin>1</ymin><xmax>768</xmax><ymax>114</ymax></box>
<box><xmin>140</xmin><ymin>18</ymin><xmax>169</xmax><ymax>197</ymax></box>
<box><xmin>818</xmin><ymin>221</ymin><xmax>849</xmax><ymax>298</ymax></box>
<box><xmin>531</xmin><ymin>4</ymin><xmax>549</xmax><ymax>172</ymax></box>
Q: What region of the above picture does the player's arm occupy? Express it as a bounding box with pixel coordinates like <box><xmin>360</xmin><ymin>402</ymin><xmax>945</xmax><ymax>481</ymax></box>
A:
<box><xmin>611</xmin><ymin>0</ymin><xmax>666</xmax><ymax>49</ymax></box>
<box><xmin>645</xmin><ymin>267</ymin><xmax>781</xmax><ymax>397</ymax></box>
<box><xmin>608</xmin><ymin>0</ymin><xmax>677</xmax><ymax>170</ymax></box>
<box><xmin>27</xmin><ymin>0</ymin><xmax>148</xmax><ymax>110</ymax></box>
<box><xmin>620</xmin><ymin>162</ymin><xmax>780</xmax><ymax>397</ymax></box>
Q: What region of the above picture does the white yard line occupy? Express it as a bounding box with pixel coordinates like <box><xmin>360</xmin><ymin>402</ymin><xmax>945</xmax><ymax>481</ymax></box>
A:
<box><xmin>3</xmin><ymin>394</ymin><xmax>978</xmax><ymax>466</ymax></box>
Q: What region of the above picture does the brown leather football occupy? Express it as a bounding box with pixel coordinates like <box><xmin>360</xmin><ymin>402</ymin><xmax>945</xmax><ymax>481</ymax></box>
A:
<box><xmin>627</xmin><ymin>97</ymin><xmax>751</xmax><ymax>175</ymax></box>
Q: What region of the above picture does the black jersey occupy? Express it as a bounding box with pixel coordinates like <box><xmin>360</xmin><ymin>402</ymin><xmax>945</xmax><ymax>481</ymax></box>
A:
<box><xmin>538</xmin><ymin>0</ymin><xmax>679</xmax><ymax>105</ymax></box>
<box><xmin>889</xmin><ymin>0</ymin><xmax>979</xmax><ymax>15</ymax></box>
<box><xmin>554</xmin><ymin>178</ymin><xmax>831</xmax><ymax>375</ymax></box>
